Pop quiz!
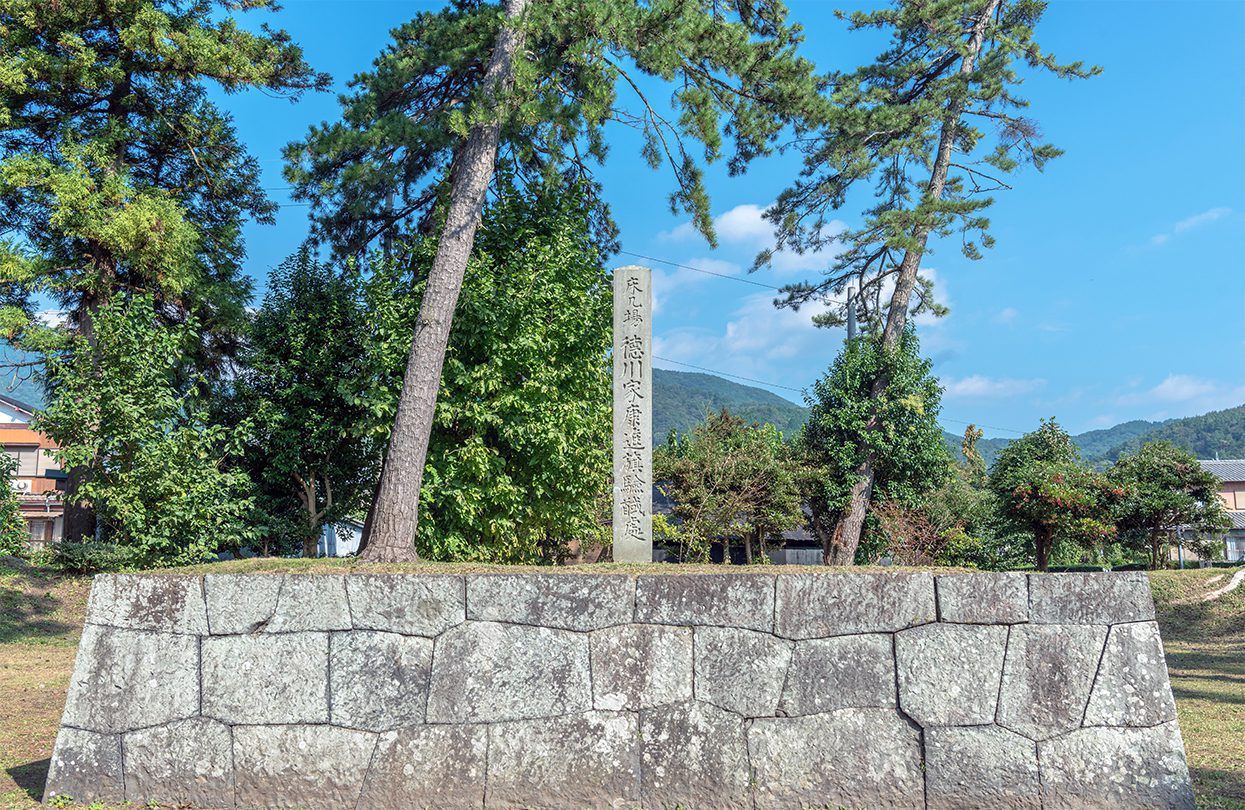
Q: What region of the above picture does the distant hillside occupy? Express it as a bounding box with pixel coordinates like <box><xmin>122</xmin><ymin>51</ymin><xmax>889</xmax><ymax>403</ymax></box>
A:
<box><xmin>652</xmin><ymin>368</ymin><xmax>808</xmax><ymax>444</ymax></box>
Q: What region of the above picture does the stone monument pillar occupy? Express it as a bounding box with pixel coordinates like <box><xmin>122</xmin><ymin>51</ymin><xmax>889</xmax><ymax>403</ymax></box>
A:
<box><xmin>612</xmin><ymin>265</ymin><xmax>652</xmax><ymax>563</ymax></box>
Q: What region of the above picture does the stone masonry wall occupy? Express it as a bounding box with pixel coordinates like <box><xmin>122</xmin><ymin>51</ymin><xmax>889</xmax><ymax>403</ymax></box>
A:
<box><xmin>45</xmin><ymin>571</ymin><xmax>1194</xmax><ymax>809</ymax></box>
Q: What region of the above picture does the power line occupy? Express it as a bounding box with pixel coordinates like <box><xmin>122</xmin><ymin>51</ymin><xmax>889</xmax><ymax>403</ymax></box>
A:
<box><xmin>654</xmin><ymin>355</ymin><xmax>804</xmax><ymax>393</ymax></box>
<box><xmin>939</xmin><ymin>417</ymin><xmax>1026</xmax><ymax>436</ymax></box>
<box><xmin>618</xmin><ymin>250</ymin><xmax>782</xmax><ymax>290</ymax></box>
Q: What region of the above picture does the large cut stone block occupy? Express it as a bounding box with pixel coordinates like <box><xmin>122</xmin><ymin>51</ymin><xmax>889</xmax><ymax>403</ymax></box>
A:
<box><xmin>61</xmin><ymin>624</ymin><xmax>199</xmax><ymax>733</ymax></box>
<box><xmin>1039</xmin><ymin>722</ymin><xmax>1195</xmax><ymax>809</ymax></box>
<box><xmin>896</xmin><ymin>622</ymin><xmax>1008</xmax><ymax>726</ymax></box>
<box><xmin>936</xmin><ymin>572</ymin><xmax>1029</xmax><ymax>624</ymax></box>
<box><xmin>425</xmin><ymin>621</ymin><xmax>590</xmax><ymax>722</ymax></box>
<box><xmin>634</xmin><ymin>573</ymin><xmax>774</xmax><ymax>631</ymax></box>
<box><xmin>1084</xmin><ymin>621</ymin><xmax>1177</xmax><ymax>727</ymax></box>
<box><xmin>778</xmin><ymin>633</ymin><xmax>896</xmax><ymax>716</ymax></box>
<box><xmin>330</xmin><ymin>630</ymin><xmax>432</xmax><ymax>731</ymax></box>
<box><xmin>123</xmin><ymin>717</ymin><xmax>234</xmax><ymax>808</ymax></box>
<box><xmin>234</xmin><ymin>724</ymin><xmax>376</xmax><ymax>810</ymax></box>
<box><xmin>266</xmin><ymin>575</ymin><xmax>352</xmax><ymax>632</ymax></box>
<box><xmin>693</xmin><ymin>626</ymin><xmax>791</xmax><ymax>717</ymax></box>
<box><xmin>346</xmin><ymin>574</ymin><xmax>464</xmax><ymax>636</ymax></box>
<box><xmin>44</xmin><ymin>727</ymin><xmax>124</xmax><ymax>804</ymax></box>
<box><xmin>486</xmin><ymin>711</ymin><xmax>640</xmax><ymax>809</ymax></box>
<box><xmin>88</xmin><ymin>574</ymin><xmax>208</xmax><ymax>634</ymax></box>
<box><xmin>202</xmin><ymin>632</ymin><xmax>328</xmax><ymax>724</ymax></box>
<box><xmin>204</xmin><ymin>573</ymin><xmax>281</xmax><ymax>634</ymax></box>
<box><xmin>1029</xmin><ymin>572</ymin><xmax>1155</xmax><ymax>624</ymax></box>
<box><xmin>590</xmin><ymin>623</ymin><xmax>692</xmax><ymax>711</ymax></box>
<box><xmin>640</xmin><ymin>701</ymin><xmax>751</xmax><ymax>810</ymax></box>
<box><xmin>357</xmin><ymin>724</ymin><xmax>487</xmax><ymax>809</ymax></box>
<box><xmin>748</xmin><ymin>708</ymin><xmax>925</xmax><ymax>809</ymax></box>
<box><xmin>998</xmin><ymin>623</ymin><xmax>1107</xmax><ymax>740</ymax></box>
<box><xmin>924</xmin><ymin>725</ymin><xmax>1041</xmax><ymax>810</ymax></box>
<box><xmin>468</xmin><ymin>573</ymin><xmax>633</xmax><ymax>630</ymax></box>
<box><xmin>774</xmin><ymin>572</ymin><xmax>935</xmax><ymax>638</ymax></box>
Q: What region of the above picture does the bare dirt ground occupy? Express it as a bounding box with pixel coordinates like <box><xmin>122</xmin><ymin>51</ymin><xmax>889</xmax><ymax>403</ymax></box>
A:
<box><xmin>2</xmin><ymin>559</ymin><xmax>1242</xmax><ymax>809</ymax></box>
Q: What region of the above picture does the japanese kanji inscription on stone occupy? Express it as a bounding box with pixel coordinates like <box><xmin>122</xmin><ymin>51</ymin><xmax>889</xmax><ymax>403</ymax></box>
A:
<box><xmin>612</xmin><ymin>265</ymin><xmax>652</xmax><ymax>563</ymax></box>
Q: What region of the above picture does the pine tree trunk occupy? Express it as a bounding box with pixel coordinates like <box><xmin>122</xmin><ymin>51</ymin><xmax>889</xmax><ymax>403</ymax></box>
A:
<box><xmin>1036</xmin><ymin>526</ymin><xmax>1052</xmax><ymax>572</ymax></box>
<box><xmin>828</xmin><ymin>0</ymin><xmax>1000</xmax><ymax>564</ymax></box>
<box><xmin>359</xmin><ymin>0</ymin><xmax>528</xmax><ymax>563</ymax></box>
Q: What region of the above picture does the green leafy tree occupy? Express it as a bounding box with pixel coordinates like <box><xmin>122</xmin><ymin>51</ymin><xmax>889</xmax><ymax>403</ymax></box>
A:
<box><xmin>228</xmin><ymin>253</ymin><xmax>380</xmax><ymax>558</ymax></box>
<box><xmin>799</xmin><ymin>329</ymin><xmax>950</xmax><ymax>564</ymax></box>
<box><xmin>1111</xmin><ymin>441</ymin><xmax>1230</xmax><ymax>569</ymax></box>
<box><xmin>989</xmin><ymin>419</ymin><xmax>1116</xmax><ymax>571</ymax></box>
<box><xmin>0</xmin><ymin>0</ymin><xmax>326</xmax><ymax>538</ymax></box>
<box><xmin>33</xmin><ymin>296</ymin><xmax>253</xmax><ymax>567</ymax></box>
<box><xmin>358</xmin><ymin>182</ymin><xmax>613</xmax><ymax>563</ymax></box>
<box><xmin>0</xmin><ymin>454</ymin><xmax>29</xmax><ymax>557</ymax></box>
<box><xmin>764</xmin><ymin>0</ymin><xmax>1097</xmax><ymax>558</ymax></box>
<box><xmin>654</xmin><ymin>409</ymin><xmax>804</xmax><ymax>564</ymax></box>
<box><xmin>287</xmin><ymin>0</ymin><xmax>823</xmax><ymax>561</ymax></box>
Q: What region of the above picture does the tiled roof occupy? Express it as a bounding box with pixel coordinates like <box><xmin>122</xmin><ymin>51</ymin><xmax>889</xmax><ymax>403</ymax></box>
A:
<box><xmin>1199</xmin><ymin>460</ymin><xmax>1245</xmax><ymax>483</ymax></box>
<box><xmin>1230</xmin><ymin>512</ymin><xmax>1245</xmax><ymax>531</ymax></box>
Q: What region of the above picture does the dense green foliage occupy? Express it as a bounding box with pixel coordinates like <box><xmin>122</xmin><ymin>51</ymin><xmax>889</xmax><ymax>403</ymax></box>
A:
<box><xmin>286</xmin><ymin>0</ymin><xmax>822</xmax><ymax>256</ymax></box>
<box><xmin>1112</xmin><ymin>442</ymin><xmax>1230</xmax><ymax>568</ymax></box>
<box><xmin>988</xmin><ymin>419</ymin><xmax>1117</xmax><ymax>571</ymax></box>
<box><xmin>799</xmin><ymin>330</ymin><xmax>950</xmax><ymax>563</ymax></box>
<box><xmin>33</xmin><ymin>296</ymin><xmax>254</xmax><ymax>567</ymax></box>
<box><xmin>655</xmin><ymin>409</ymin><xmax>803</xmax><ymax>563</ymax></box>
<box><xmin>361</xmin><ymin>184</ymin><xmax>613</xmax><ymax>562</ymax></box>
<box><xmin>0</xmin><ymin>454</ymin><xmax>28</xmax><ymax>557</ymax></box>
<box><xmin>228</xmin><ymin>254</ymin><xmax>380</xmax><ymax>557</ymax></box>
<box><xmin>653</xmin><ymin>369</ymin><xmax>808</xmax><ymax>445</ymax></box>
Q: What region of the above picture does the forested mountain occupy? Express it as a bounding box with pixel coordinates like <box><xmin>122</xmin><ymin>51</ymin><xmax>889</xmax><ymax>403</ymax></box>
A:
<box><xmin>652</xmin><ymin>369</ymin><xmax>808</xmax><ymax>444</ymax></box>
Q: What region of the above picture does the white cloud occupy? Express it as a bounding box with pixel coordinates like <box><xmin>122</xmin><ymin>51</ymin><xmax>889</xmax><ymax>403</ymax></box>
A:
<box><xmin>35</xmin><ymin>309</ymin><xmax>66</xmax><ymax>327</ymax></box>
<box><xmin>942</xmin><ymin>375</ymin><xmax>1046</xmax><ymax>399</ymax></box>
<box><xmin>1115</xmin><ymin>373</ymin><xmax>1245</xmax><ymax>418</ymax></box>
<box><xmin>649</xmin><ymin>257</ymin><xmax>743</xmax><ymax>316</ymax></box>
<box><xmin>1149</xmin><ymin>207</ymin><xmax>1232</xmax><ymax>247</ymax></box>
<box><xmin>992</xmin><ymin>307</ymin><xmax>1017</xmax><ymax>325</ymax></box>
<box><xmin>659</xmin><ymin>202</ymin><xmax>847</xmax><ymax>274</ymax></box>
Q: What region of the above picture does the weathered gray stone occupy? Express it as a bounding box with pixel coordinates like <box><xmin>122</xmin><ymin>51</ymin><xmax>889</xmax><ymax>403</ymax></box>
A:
<box><xmin>487</xmin><ymin>711</ymin><xmax>640</xmax><ymax>809</ymax></box>
<box><xmin>774</xmin><ymin>572</ymin><xmax>935</xmax><ymax>639</ymax></box>
<box><xmin>778</xmin><ymin>633</ymin><xmax>896</xmax><ymax>716</ymax></box>
<box><xmin>998</xmin><ymin>623</ymin><xmax>1107</xmax><ymax>740</ymax></box>
<box><xmin>87</xmin><ymin>574</ymin><xmax>208</xmax><ymax>634</ymax></box>
<box><xmin>204</xmin><ymin>573</ymin><xmax>281</xmax><ymax>634</ymax></box>
<box><xmin>634</xmin><ymin>573</ymin><xmax>774</xmax><ymax>631</ymax></box>
<box><xmin>748</xmin><ymin>708</ymin><xmax>925</xmax><ymax>809</ymax></box>
<box><xmin>1029</xmin><ymin>572</ymin><xmax>1155</xmax><ymax>624</ymax></box>
<box><xmin>693</xmin><ymin>626</ymin><xmax>791</xmax><ymax>717</ymax></box>
<box><xmin>61</xmin><ymin>624</ymin><xmax>199</xmax><ymax>733</ymax></box>
<box><xmin>357</xmin><ymin>724</ymin><xmax>487</xmax><ymax>809</ymax></box>
<box><xmin>346</xmin><ymin>574</ymin><xmax>464</xmax><ymax>636</ymax></box>
<box><xmin>233</xmin><ymin>724</ymin><xmax>376</xmax><ymax>810</ymax></box>
<box><xmin>202</xmin><ymin>632</ymin><xmax>328</xmax><ymax>724</ymax></box>
<box><xmin>123</xmin><ymin>717</ymin><xmax>234</xmax><ymax>808</ymax></box>
<box><xmin>640</xmin><ymin>701</ymin><xmax>751</xmax><ymax>810</ymax></box>
<box><xmin>1039</xmin><ymin>722</ymin><xmax>1195</xmax><ymax>810</ymax></box>
<box><xmin>612</xmin><ymin>264</ymin><xmax>653</xmax><ymax>564</ymax></box>
<box><xmin>44</xmin><ymin>727</ymin><xmax>124</xmax><ymax>804</ymax></box>
<box><xmin>1084</xmin><ymin>621</ymin><xmax>1177</xmax><ymax>727</ymax></box>
<box><xmin>425</xmin><ymin>621</ymin><xmax>590</xmax><ymax>722</ymax></box>
<box><xmin>937</xmin><ymin>572</ymin><xmax>1029</xmax><ymax>624</ymax></box>
<box><xmin>267</xmin><ymin>574</ymin><xmax>352</xmax><ymax>632</ymax></box>
<box><xmin>925</xmin><ymin>725</ymin><xmax>1041</xmax><ymax>809</ymax></box>
<box><xmin>896</xmin><ymin>622</ymin><xmax>1008</xmax><ymax>726</ymax></box>
<box><xmin>468</xmin><ymin>573</ymin><xmax>633</xmax><ymax>630</ymax></box>
<box><xmin>330</xmin><ymin>631</ymin><xmax>432</xmax><ymax>731</ymax></box>
<box><xmin>590</xmin><ymin>623</ymin><xmax>692</xmax><ymax>711</ymax></box>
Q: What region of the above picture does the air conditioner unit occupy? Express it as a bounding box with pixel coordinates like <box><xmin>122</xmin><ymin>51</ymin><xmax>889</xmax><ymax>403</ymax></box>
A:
<box><xmin>11</xmin><ymin>480</ymin><xmax>30</xmax><ymax>493</ymax></box>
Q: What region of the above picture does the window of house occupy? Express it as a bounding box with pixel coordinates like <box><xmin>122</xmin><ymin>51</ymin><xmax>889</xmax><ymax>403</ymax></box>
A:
<box><xmin>5</xmin><ymin>446</ymin><xmax>38</xmax><ymax>476</ymax></box>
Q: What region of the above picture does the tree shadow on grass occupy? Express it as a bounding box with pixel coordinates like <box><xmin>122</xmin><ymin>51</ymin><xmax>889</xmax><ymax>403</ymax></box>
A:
<box><xmin>0</xmin><ymin>559</ymin><xmax>76</xmax><ymax>644</ymax></box>
<box><xmin>1191</xmin><ymin>767</ymin><xmax>1245</xmax><ymax>808</ymax></box>
<box><xmin>6</xmin><ymin>758</ymin><xmax>48</xmax><ymax>803</ymax></box>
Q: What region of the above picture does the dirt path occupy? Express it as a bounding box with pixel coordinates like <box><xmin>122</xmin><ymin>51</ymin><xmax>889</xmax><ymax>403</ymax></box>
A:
<box><xmin>1203</xmin><ymin>569</ymin><xmax>1245</xmax><ymax>602</ymax></box>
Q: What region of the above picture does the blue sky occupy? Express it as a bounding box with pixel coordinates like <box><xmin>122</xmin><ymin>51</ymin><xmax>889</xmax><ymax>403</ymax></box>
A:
<box><xmin>217</xmin><ymin>0</ymin><xmax>1245</xmax><ymax>439</ymax></box>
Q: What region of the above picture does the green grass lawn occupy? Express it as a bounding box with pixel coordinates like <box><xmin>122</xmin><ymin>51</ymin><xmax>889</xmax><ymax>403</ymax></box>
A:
<box><xmin>1</xmin><ymin>559</ymin><xmax>1241</xmax><ymax>809</ymax></box>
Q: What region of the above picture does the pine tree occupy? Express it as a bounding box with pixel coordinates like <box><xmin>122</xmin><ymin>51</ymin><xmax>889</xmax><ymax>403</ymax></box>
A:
<box><xmin>287</xmin><ymin>0</ymin><xmax>824</xmax><ymax>561</ymax></box>
<box><xmin>0</xmin><ymin>0</ymin><xmax>326</xmax><ymax>539</ymax></box>
<box><xmin>764</xmin><ymin>0</ymin><xmax>1097</xmax><ymax>563</ymax></box>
